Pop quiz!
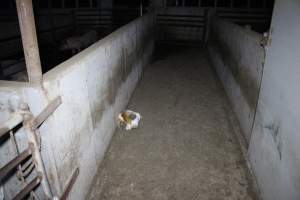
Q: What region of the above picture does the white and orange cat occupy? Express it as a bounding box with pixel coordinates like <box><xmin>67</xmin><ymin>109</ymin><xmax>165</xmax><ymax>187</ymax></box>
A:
<box><xmin>117</xmin><ymin>110</ymin><xmax>142</xmax><ymax>130</ymax></box>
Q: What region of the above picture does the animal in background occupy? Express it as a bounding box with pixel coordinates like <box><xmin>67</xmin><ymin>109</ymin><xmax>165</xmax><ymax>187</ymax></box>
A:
<box><xmin>59</xmin><ymin>36</ymin><xmax>82</xmax><ymax>54</ymax></box>
<box><xmin>59</xmin><ymin>30</ymin><xmax>98</xmax><ymax>54</ymax></box>
<box><xmin>79</xmin><ymin>30</ymin><xmax>98</xmax><ymax>48</ymax></box>
<box><xmin>117</xmin><ymin>110</ymin><xmax>142</xmax><ymax>130</ymax></box>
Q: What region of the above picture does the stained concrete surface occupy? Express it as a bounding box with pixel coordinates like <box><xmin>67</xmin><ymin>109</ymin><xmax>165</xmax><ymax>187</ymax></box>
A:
<box><xmin>87</xmin><ymin>45</ymin><xmax>257</xmax><ymax>200</ymax></box>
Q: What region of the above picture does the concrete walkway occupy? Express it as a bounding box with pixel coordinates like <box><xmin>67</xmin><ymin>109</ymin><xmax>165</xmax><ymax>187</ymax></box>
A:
<box><xmin>88</xmin><ymin>46</ymin><xmax>257</xmax><ymax>200</ymax></box>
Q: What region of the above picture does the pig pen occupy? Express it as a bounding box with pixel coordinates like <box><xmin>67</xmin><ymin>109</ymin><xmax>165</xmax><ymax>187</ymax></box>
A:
<box><xmin>0</xmin><ymin>9</ymin><xmax>111</xmax><ymax>82</ymax></box>
<box><xmin>0</xmin><ymin>13</ymin><xmax>154</xmax><ymax>199</ymax></box>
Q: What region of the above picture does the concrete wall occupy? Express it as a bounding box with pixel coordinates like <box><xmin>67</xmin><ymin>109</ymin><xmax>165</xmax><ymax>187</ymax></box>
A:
<box><xmin>0</xmin><ymin>13</ymin><xmax>154</xmax><ymax>199</ymax></box>
<box><xmin>209</xmin><ymin>1</ymin><xmax>300</xmax><ymax>200</ymax></box>
<box><xmin>208</xmin><ymin>17</ymin><xmax>265</xmax><ymax>142</ymax></box>
<box><xmin>248</xmin><ymin>1</ymin><xmax>300</xmax><ymax>200</ymax></box>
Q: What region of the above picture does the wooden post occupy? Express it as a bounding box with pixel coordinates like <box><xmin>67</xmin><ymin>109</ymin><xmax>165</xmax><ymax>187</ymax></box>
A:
<box><xmin>16</xmin><ymin>0</ymin><xmax>42</xmax><ymax>84</ymax></box>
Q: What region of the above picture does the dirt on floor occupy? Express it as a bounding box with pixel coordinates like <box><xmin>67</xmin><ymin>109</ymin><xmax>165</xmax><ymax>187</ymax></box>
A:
<box><xmin>87</xmin><ymin>45</ymin><xmax>258</xmax><ymax>200</ymax></box>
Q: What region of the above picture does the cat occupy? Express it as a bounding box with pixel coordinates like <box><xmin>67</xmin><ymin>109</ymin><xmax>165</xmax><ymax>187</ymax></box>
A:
<box><xmin>117</xmin><ymin>110</ymin><xmax>142</xmax><ymax>130</ymax></box>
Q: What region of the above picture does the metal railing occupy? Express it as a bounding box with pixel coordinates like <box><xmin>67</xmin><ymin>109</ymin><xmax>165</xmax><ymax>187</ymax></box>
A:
<box><xmin>0</xmin><ymin>96</ymin><xmax>79</xmax><ymax>200</ymax></box>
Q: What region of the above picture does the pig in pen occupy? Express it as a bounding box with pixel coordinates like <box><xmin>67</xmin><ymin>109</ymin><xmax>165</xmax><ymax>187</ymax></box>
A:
<box><xmin>59</xmin><ymin>30</ymin><xmax>98</xmax><ymax>55</ymax></box>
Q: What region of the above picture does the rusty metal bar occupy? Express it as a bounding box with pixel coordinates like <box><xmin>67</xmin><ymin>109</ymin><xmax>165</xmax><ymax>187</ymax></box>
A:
<box><xmin>16</xmin><ymin>0</ymin><xmax>43</xmax><ymax>84</ymax></box>
<box><xmin>13</xmin><ymin>175</ymin><xmax>42</xmax><ymax>200</ymax></box>
<box><xmin>0</xmin><ymin>113</ymin><xmax>23</xmax><ymax>139</ymax></box>
<box><xmin>0</xmin><ymin>148</ymin><xmax>32</xmax><ymax>181</ymax></box>
<box><xmin>9</xmin><ymin>131</ymin><xmax>27</xmax><ymax>183</ymax></box>
<box><xmin>21</xmin><ymin>159</ymin><xmax>35</xmax><ymax>178</ymax></box>
<box><xmin>60</xmin><ymin>168</ymin><xmax>79</xmax><ymax>200</ymax></box>
<box><xmin>9</xmin><ymin>132</ymin><xmax>37</xmax><ymax>200</ymax></box>
<box><xmin>32</xmin><ymin>96</ymin><xmax>62</xmax><ymax>129</ymax></box>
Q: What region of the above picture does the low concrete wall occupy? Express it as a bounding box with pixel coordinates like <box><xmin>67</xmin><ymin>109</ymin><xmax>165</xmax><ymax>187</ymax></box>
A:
<box><xmin>0</xmin><ymin>13</ymin><xmax>154</xmax><ymax>199</ymax></box>
<box><xmin>208</xmin><ymin>17</ymin><xmax>264</xmax><ymax>142</ymax></box>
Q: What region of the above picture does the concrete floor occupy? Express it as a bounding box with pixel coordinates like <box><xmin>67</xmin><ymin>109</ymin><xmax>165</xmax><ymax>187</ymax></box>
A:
<box><xmin>88</xmin><ymin>46</ymin><xmax>258</xmax><ymax>200</ymax></box>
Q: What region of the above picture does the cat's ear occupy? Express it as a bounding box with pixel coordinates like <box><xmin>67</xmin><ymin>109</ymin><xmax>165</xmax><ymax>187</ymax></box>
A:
<box><xmin>118</xmin><ymin>113</ymin><xmax>124</xmax><ymax>121</ymax></box>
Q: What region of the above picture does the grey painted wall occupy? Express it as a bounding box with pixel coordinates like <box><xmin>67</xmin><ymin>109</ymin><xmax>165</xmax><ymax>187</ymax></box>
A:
<box><xmin>208</xmin><ymin>17</ymin><xmax>265</xmax><ymax>142</ymax></box>
<box><xmin>0</xmin><ymin>13</ymin><xmax>154</xmax><ymax>199</ymax></box>
<box><xmin>249</xmin><ymin>1</ymin><xmax>300</xmax><ymax>199</ymax></box>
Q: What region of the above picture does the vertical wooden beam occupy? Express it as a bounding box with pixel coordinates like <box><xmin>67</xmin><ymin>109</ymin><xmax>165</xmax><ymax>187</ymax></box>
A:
<box><xmin>16</xmin><ymin>0</ymin><xmax>42</xmax><ymax>84</ymax></box>
<box><xmin>22</xmin><ymin>106</ymin><xmax>53</xmax><ymax>199</ymax></box>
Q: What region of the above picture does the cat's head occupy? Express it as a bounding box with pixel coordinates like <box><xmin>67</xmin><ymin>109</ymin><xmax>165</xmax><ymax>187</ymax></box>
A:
<box><xmin>117</xmin><ymin>113</ymin><xmax>128</xmax><ymax>130</ymax></box>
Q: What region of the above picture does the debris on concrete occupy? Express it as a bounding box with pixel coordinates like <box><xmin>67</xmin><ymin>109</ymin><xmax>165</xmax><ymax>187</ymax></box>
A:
<box><xmin>117</xmin><ymin>110</ymin><xmax>142</xmax><ymax>130</ymax></box>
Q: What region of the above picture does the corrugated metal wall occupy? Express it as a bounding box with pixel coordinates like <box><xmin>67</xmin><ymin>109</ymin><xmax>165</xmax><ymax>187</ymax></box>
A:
<box><xmin>156</xmin><ymin>7</ymin><xmax>272</xmax><ymax>44</ymax></box>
